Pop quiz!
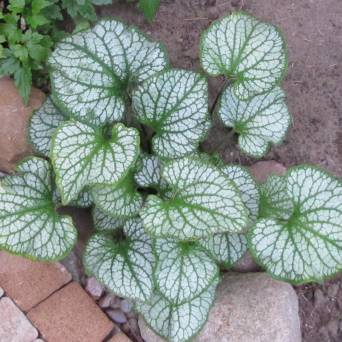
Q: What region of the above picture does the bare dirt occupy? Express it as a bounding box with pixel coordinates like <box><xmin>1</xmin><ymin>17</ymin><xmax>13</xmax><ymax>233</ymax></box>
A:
<box><xmin>96</xmin><ymin>1</ymin><xmax>342</xmax><ymax>341</ymax></box>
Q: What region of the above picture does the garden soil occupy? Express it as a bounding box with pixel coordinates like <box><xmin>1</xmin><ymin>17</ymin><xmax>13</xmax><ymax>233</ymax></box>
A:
<box><xmin>97</xmin><ymin>1</ymin><xmax>342</xmax><ymax>341</ymax></box>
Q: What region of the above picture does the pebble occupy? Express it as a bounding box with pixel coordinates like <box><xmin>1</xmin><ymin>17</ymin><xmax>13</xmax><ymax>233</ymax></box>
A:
<box><xmin>99</xmin><ymin>294</ymin><xmax>115</xmax><ymax>309</ymax></box>
<box><xmin>326</xmin><ymin>284</ymin><xmax>339</xmax><ymax>298</ymax></box>
<box><xmin>85</xmin><ymin>277</ymin><xmax>104</xmax><ymax>300</ymax></box>
<box><xmin>314</xmin><ymin>289</ymin><xmax>326</xmax><ymax>308</ymax></box>
<box><xmin>107</xmin><ymin>309</ymin><xmax>128</xmax><ymax>324</ymax></box>
<box><xmin>326</xmin><ymin>320</ymin><xmax>339</xmax><ymax>338</ymax></box>
<box><xmin>120</xmin><ymin>299</ymin><xmax>133</xmax><ymax>313</ymax></box>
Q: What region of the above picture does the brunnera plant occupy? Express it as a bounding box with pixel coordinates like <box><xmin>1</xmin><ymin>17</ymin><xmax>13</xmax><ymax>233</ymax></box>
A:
<box><xmin>0</xmin><ymin>12</ymin><xmax>341</xmax><ymax>342</ymax></box>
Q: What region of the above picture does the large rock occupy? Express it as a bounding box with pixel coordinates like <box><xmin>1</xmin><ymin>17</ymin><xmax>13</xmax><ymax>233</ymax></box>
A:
<box><xmin>0</xmin><ymin>76</ymin><xmax>45</xmax><ymax>172</ymax></box>
<box><xmin>139</xmin><ymin>272</ymin><xmax>301</xmax><ymax>342</ymax></box>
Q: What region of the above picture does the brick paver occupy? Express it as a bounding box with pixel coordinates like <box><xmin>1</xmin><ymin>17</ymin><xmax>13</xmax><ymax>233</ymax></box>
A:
<box><xmin>0</xmin><ymin>297</ymin><xmax>38</xmax><ymax>342</ymax></box>
<box><xmin>27</xmin><ymin>282</ymin><xmax>114</xmax><ymax>342</ymax></box>
<box><xmin>0</xmin><ymin>251</ymin><xmax>72</xmax><ymax>311</ymax></box>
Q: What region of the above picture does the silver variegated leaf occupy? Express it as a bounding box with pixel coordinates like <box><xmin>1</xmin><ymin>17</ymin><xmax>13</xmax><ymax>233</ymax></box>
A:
<box><xmin>92</xmin><ymin>207</ymin><xmax>127</xmax><ymax>231</ymax></box>
<box><xmin>258</xmin><ymin>174</ymin><xmax>293</xmax><ymax>220</ymax></box>
<box><xmin>141</xmin><ymin>157</ymin><xmax>248</xmax><ymax>240</ymax></box>
<box><xmin>84</xmin><ymin>218</ymin><xmax>154</xmax><ymax>301</ymax></box>
<box><xmin>222</xmin><ymin>164</ymin><xmax>259</xmax><ymax>220</ymax></box>
<box><xmin>51</xmin><ymin>122</ymin><xmax>139</xmax><ymax>204</ymax></box>
<box><xmin>50</xmin><ymin>20</ymin><xmax>168</xmax><ymax>126</ymax></box>
<box><xmin>0</xmin><ymin>157</ymin><xmax>77</xmax><ymax>260</ymax></box>
<box><xmin>219</xmin><ymin>86</ymin><xmax>291</xmax><ymax>158</ymax></box>
<box><xmin>134</xmin><ymin>154</ymin><xmax>162</xmax><ymax>188</ymax></box>
<box><xmin>200</xmin><ymin>165</ymin><xmax>257</xmax><ymax>267</ymax></box>
<box><xmin>91</xmin><ymin>172</ymin><xmax>143</xmax><ymax>218</ymax></box>
<box><xmin>132</xmin><ymin>69</ymin><xmax>210</xmax><ymax>159</ymax></box>
<box><xmin>29</xmin><ymin>97</ymin><xmax>67</xmax><ymax>156</ymax></box>
<box><xmin>200</xmin><ymin>12</ymin><xmax>287</xmax><ymax>100</ymax></box>
<box><xmin>200</xmin><ymin>233</ymin><xmax>247</xmax><ymax>268</ymax></box>
<box><xmin>154</xmin><ymin>239</ymin><xmax>218</xmax><ymax>303</ymax></box>
<box><xmin>137</xmin><ymin>278</ymin><xmax>219</xmax><ymax>342</ymax></box>
<box><xmin>249</xmin><ymin>166</ymin><xmax>342</xmax><ymax>284</ymax></box>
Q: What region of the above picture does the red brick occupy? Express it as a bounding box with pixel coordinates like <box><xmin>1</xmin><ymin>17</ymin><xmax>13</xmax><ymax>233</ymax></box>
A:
<box><xmin>250</xmin><ymin>161</ymin><xmax>286</xmax><ymax>183</ymax></box>
<box><xmin>0</xmin><ymin>251</ymin><xmax>72</xmax><ymax>311</ymax></box>
<box><xmin>0</xmin><ymin>297</ymin><xmax>38</xmax><ymax>342</ymax></box>
<box><xmin>27</xmin><ymin>282</ymin><xmax>114</xmax><ymax>342</ymax></box>
<box><xmin>0</xmin><ymin>76</ymin><xmax>45</xmax><ymax>173</ymax></box>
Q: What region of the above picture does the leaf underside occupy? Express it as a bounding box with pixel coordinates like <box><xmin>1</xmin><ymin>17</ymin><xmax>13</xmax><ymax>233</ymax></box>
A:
<box><xmin>249</xmin><ymin>166</ymin><xmax>342</xmax><ymax>283</ymax></box>
<box><xmin>141</xmin><ymin>157</ymin><xmax>248</xmax><ymax>240</ymax></box>
<box><xmin>0</xmin><ymin>158</ymin><xmax>76</xmax><ymax>260</ymax></box>
<box><xmin>200</xmin><ymin>11</ymin><xmax>287</xmax><ymax>100</ymax></box>
<box><xmin>133</xmin><ymin>69</ymin><xmax>210</xmax><ymax>159</ymax></box>
<box><xmin>84</xmin><ymin>218</ymin><xmax>154</xmax><ymax>301</ymax></box>
<box><xmin>219</xmin><ymin>86</ymin><xmax>291</xmax><ymax>158</ymax></box>
<box><xmin>49</xmin><ymin>19</ymin><xmax>168</xmax><ymax>126</ymax></box>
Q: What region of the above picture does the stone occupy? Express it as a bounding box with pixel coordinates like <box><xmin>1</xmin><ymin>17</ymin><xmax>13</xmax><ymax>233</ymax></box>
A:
<box><xmin>0</xmin><ymin>76</ymin><xmax>45</xmax><ymax>173</ymax></box>
<box><xmin>139</xmin><ymin>273</ymin><xmax>301</xmax><ymax>342</ymax></box>
<box><xmin>120</xmin><ymin>299</ymin><xmax>133</xmax><ymax>313</ymax></box>
<box><xmin>231</xmin><ymin>251</ymin><xmax>261</xmax><ymax>273</ymax></box>
<box><xmin>107</xmin><ymin>309</ymin><xmax>128</xmax><ymax>324</ymax></box>
<box><xmin>326</xmin><ymin>283</ymin><xmax>339</xmax><ymax>298</ymax></box>
<box><xmin>60</xmin><ymin>251</ymin><xmax>83</xmax><ymax>283</ymax></box>
<box><xmin>0</xmin><ymin>297</ymin><xmax>38</xmax><ymax>342</ymax></box>
<box><xmin>0</xmin><ymin>287</ymin><xmax>3</xmax><ymax>298</ymax></box>
<box><xmin>99</xmin><ymin>294</ymin><xmax>115</xmax><ymax>309</ymax></box>
<box><xmin>250</xmin><ymin>160</ymin><xmax>287</xmax><ymax>183</ymax></box>
<box><xmin>0</xmin><ymin>251</ymin><xmax>72</xmax><ymax>311</ymax></box>
<box><xmin>314</xmin><ymin>288</ymin><xmax>326</xmax><ymax>308</ymax></box>
<box><xmin>85</xmin><ymin>277</ymin><xmax>104</xmax><ymax>299</ymax></box>
<box><xmin>27</xmin><ymin>282</ymin><xmax>114</xmax><ymax>342</ymax></box>
<box><xmin>108</xmin><ymin>333</ymin><xmax>132</xmax><ymax>342</ymax></box>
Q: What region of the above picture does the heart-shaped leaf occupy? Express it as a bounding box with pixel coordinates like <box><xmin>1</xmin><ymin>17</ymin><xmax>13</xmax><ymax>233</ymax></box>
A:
<box><xmin>49</xmin><ymin>19</ymin><xmax>168</xmax><ymax>126</ymax></box>
<box><xmin>92</xmin><ymin>207</ymin><xmax>127</xmax><ymax>231</ymax></box>
<box><xmin>84</xmin><ymin>218</ymin><xmax>154</xmax><ymax>301</ymax></box>
<box><xmin>137</xmin><ymin>278</ymin><xmax>218</xmax><ymax>342</ymax></box>
<box><xmin>91</xmin><ymin>171</ymin><xmax>143</xmax><ymax>219</ymax></box>
<box><xmin>141</xmin><ymin>156</ymin><xmax>248</xmax><ymax>240</ymax></box>
<box><xmin>218</xmin><ymin>86</ymin><xmax>291</xmax><ymax>158</ymax></box>
<box><xmin>51</xmin><ymin>122</ymin><xmax>139</xmax><ymax>204</ymax></box>
<box><xmin>249</xmin><ymin>166</ymin><xmax>342</xmax><ymax>284</ymax></box>
<box><xmin>200</xmin><ymin>12</ymin><xmax>287</xmax><ymax>100</ymax></box>
<box><xmin>132</xmin><ymin>69</ymin><xmax>210</xmax><ymax>159</ymax></box>
<box><xmin>0</xmin><ymin>157</ymin><xmax>77</xmax><ymax>260</ymax></box>
<box><xmin>200</xmin><ymin>165</ymin><xmax>257</xmax><ymax>267</ymax></box>
<box><xmin>154</xmin><ymin>239</ymin><xmax>218</xmax><ymax>303</ymax></box>
<box><xmin>29</xmin><ymin>97</ymin><xmax>67</xmax><ymax>156</ymax></box>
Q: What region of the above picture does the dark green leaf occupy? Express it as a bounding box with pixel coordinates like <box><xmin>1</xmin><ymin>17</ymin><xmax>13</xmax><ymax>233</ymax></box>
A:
<box><xmin>138</xmin><ymin>0</ymin><xmax>160</xmax><ymax>22</ymax></box>
<box><xmin>14</xmin><ymin>64</ymin><xmax>32</xmax><ymax>105</ymax></box>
